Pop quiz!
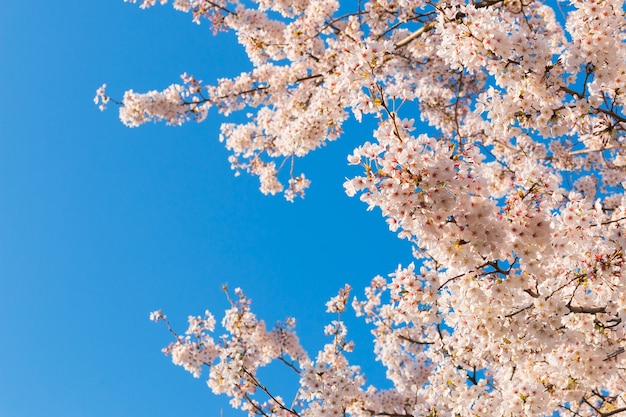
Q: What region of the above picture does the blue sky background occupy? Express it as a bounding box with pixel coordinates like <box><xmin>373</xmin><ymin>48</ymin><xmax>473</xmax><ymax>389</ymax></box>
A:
<box><xmin>0</xmin><ymin>2</ymin><xmax>415</xmax><ymax>416</ymax></box>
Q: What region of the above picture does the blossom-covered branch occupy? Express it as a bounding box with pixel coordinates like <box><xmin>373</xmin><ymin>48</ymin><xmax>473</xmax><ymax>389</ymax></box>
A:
<box><xmin>102</xmin><ymin>0</ymin><xmax>626</xmax><ymax>415</ymax></box>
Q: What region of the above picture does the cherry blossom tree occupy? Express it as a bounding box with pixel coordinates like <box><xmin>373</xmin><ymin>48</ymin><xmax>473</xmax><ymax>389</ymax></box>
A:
<box><xmin>97</xmin><ymin>0</ymin><xmax>626</xmax><ymax>415</ymax></box>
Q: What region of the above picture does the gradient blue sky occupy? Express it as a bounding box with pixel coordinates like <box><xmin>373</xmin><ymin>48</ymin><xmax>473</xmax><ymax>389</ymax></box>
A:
<box><xmin>0</xmin><ymin>2</ymin><xmax>415</xmax><ymax>416</ymax></box>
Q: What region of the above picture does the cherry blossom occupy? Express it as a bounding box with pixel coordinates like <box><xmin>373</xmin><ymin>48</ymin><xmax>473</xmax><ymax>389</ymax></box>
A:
<box><xmin>102</xmin><ymin>0</ymin><xmax>626</xmax><ymax>415</ymax></box>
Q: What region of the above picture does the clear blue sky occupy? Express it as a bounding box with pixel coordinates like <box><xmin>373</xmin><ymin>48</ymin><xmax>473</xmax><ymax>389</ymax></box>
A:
<box><xmin>0</xmin><ymin>2</ymin><xmax>414</xmax><ymax>416</ymax></box>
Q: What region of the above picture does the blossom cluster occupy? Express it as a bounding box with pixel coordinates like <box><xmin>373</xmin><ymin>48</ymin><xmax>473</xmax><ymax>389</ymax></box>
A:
<box><xmin>104</xmin><ymin>0</ymin><xmax>626</xmax><ymax>415</ymax></box>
